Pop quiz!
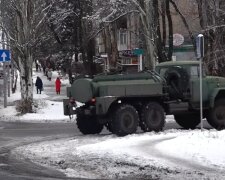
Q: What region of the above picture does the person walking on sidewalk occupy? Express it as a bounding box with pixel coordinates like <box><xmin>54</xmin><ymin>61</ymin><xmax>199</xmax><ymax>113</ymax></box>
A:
<box><xmin>35</xmin><ymin>76</ymin><xmax>43</xmax><ymax>94</ymax></box>
<box><xmin>55</xmin><ymin>77</ymin><xmax>61</xmax><ymax>94</ymax></box>
<box><xmin>47</xmin><ymin>69</ymin><xmax>52</xmax><ymax>81</ymax></box>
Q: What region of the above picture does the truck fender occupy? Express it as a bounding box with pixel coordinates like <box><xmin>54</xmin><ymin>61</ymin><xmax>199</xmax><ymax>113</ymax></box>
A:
<box><xmin>210</xmin><ymin>88</ymin><xmax>225</xmax><ymax>108</ymax></box>
<box><xmin>96</xmin><ymin>96</ymin><xmax>118</xmax><ymax>115</ymax></box>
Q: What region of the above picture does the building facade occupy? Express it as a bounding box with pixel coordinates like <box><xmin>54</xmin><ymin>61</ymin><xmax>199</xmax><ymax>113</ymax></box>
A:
<box><xmin>95</xmin><ymin>0</ymin><xmax>201</xmax><ymax>72</ymax></box>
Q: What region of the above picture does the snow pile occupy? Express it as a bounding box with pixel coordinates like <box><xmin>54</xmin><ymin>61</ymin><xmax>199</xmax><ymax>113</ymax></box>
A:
<box><xmin>15</xmin><ymin>129</ymin><xmax>225</xmax><ymax>179</ymax></box>
<box><xmin>75</xmin><ymin>129</ymin><xmax>225</xmax><ymax>170</ymax></box>
<box><xmin>156</xmin><ymin>129</ymin><xmax>225</xmax><ymax>169</ymax></box>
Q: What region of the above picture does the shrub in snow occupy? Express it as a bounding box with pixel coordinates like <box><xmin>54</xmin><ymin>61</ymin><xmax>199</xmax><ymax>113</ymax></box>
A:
<box><xmin>16</xmin><ymin>98</ymin><xmax>34</xmax><ymax>114</ymax></box>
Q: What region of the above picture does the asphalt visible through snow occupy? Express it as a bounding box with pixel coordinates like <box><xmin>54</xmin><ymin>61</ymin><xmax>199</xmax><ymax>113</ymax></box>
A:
<box><xmin>0</xmin><ymin>120</ymin><xmax>222</xmax><ymax>180</ymax></box>
<box><xmin>0</xmin><ymin>121</ymin><xmax>81</xmax><ymax>180</ymax></box>
<box><xmin>0</xmin><ymin>72</ymin><xmax>79</xmax><ymax>179</ymax></box>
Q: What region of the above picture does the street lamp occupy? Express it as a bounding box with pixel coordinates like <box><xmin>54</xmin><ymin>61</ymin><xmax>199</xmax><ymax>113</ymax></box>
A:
<box><xmin>196</xmin><ymin>34</ymin><xmax>204</xmax><ymax>131</ymax></box>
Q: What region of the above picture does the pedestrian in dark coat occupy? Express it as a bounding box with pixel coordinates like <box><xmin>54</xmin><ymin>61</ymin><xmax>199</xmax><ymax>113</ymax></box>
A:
<box><xmin>35</xmin><ymin>76</ymin><xmax>43</xmax><ymax>94</ymax></box>
<box><xmin>55</xmin><ymin>77</ymin><xmax>61</xmax><ymax>94</ymax></box>
<box><xmin>36</xmin><ymin>63</ymin><xmax>39</xmax><ymax>72</ymax></box>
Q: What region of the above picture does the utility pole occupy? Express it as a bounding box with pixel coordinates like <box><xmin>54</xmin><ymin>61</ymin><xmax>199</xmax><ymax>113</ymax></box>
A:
<box><xmin>7</xmin><ymin>37</ymin><xmax>10</xmax><ymax>97</ymax></box>
<box><xmin>1</xmin><ymin>0</ymin><xmax>8</xmax><ymax>108</ymax></box>
<box><xmin>2</xmin><ymin>31</ymin><xmax>7</xmax><ymax>108</ymax></box>
<box><xmin>7</xmin><ymin>62</ymin><xmax>10</xmax><ymax>97</ymax></box>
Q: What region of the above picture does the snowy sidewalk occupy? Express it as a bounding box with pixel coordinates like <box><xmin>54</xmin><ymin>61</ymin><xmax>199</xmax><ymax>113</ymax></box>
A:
<box><xmin>0</xmin><ymin>69</ymin><xmax>72</xmax><ymax>123</ymax></box>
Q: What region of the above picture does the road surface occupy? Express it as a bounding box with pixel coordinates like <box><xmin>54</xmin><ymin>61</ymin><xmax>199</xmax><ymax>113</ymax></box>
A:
<box><xmin>0</xmin><ymin>71</ymin><xmax>222</xmax><ymax>179</ymax></box>
<box><xmin>0</xmin><ymin>121</ymin><xmax>79</xmax><ymax>179</ymax></box>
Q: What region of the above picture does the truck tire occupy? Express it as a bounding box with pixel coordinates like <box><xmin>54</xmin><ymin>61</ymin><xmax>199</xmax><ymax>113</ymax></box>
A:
<box><xmin>207</xmin><ymin>99</ymin><xmax>225</xmax><ymax>130</ymax></box>
<box><xmin>140</xmin><ymin>102</ymin><xmax>165</xmax><ymax>132</ymax></box>
<box><xmin>105</xmin><ymin>123</ymin><xmax>114</xmax><ymax>133</ymax></box>
<box><xmin>111</xmin><ymin>104</ymin><xmax>139</xmax><ymax>136</ymax></box>
<box><xmin>164</xmin><ymin>66</ymin><xmax>189</xmax><ymax>99</ymax></box>
<box><xmin>174</xmin><ymin>114</ymin><xmax>200</xmax><ymax>129</ymax></box>
<box><xmin>76</xmin><ymin>114</ymin><xmax>103</xmax><ymax>134</ymax></box>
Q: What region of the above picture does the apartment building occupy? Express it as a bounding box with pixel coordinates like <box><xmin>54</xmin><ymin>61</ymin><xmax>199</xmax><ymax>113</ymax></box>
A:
<box><xmin>96</xmin><ymin>0</ymin><xmax>201</xmax><ymax>72</ymax></box>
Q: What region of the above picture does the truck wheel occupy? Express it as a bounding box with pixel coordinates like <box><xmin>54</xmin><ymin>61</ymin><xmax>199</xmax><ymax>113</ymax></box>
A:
<box><xmin>174</xmin><ymin>114</ymin><xmax>200</xmax><ymax>129</ymax></box>
<box><xmin>105</xmin><ymin>122</ymin><xmax>114</xmax><ymax>133</ymax></box>
<box><xmin>207</xmin><ymin>99</ymin><xmax>225</xmax><ymax>130</ymax></box>
<box><xmin>111</xmin><ymin>104</ymin><xmax>139</xmax><ymax>136</ymax></box>
<box><xmin>76</xmin><ymin>114</ymin><xmax>103</xmax><ymax>134</ymax></box>
<box><xmin>140</xmin><ymin>102</ymin><xmax>165</xmax><ymax>132</ymax></box>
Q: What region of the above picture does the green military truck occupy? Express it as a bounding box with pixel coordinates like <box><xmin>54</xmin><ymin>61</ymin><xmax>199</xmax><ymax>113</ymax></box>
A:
<box><xmin>63</xmin><ymin>60</ymin><xmax>225</xmax><ymax>136</ymax></box>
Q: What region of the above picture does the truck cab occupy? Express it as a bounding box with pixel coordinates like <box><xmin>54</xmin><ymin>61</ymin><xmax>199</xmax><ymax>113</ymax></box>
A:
<box><xmin>156</xmin><ymin>60</ymin><xmax>225</xmax><ymax>130</ymax></box>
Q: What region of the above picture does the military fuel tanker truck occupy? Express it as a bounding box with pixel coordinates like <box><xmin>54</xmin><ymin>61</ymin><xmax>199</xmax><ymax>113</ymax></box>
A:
<box><xmin>63</xmin><ymin>60</ymin><xmax>225</xmax><ymax>136</ymax></box>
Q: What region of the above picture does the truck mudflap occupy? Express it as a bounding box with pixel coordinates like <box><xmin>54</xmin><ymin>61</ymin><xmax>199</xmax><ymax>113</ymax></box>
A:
<box><xmin>63</xmin><ymin>99</ymin><xmax>70</xmax><ymax>116</ymax></box>
<box><xmin>63</xmin><ymin>99</ymin><xmax>77</xmax><ymax>116</ymax></box>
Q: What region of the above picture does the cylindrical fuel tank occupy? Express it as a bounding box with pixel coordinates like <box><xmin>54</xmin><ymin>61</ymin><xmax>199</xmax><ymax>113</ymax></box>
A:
<box><xmin>71</xmin><ymin>78</ymin><xmax>96</xmax><ymax>103</ymax></box>
<box><xmin>70</xmin><ymin>72</ymin><xmax>164</xmax><ymax>103</ymax></box>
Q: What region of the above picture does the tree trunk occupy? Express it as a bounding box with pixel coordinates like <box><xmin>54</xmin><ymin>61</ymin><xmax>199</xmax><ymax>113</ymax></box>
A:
<box><xmin>104</xmin><ymin>23</ymin><xmax>118</xmax><ymax>70</ymax></box>
<box><xmin>19</xmin><ymin>55</ymin><xmax>33</xmax><ymax>102</ymax></box>
<box><xmin>153</xmin><ymin>0</ymin><xmax>168</xmax><ymax>63</ymax></box>
<box><xmin>104</xmin><ymin>24</ymin><xmax>112</xmax><ymax>70</ymax></box>
<box><xmin>141</xmin><ymin>0</ymin><xmax>155</xmax><ymax>70</ymax></box>
<box><xmin>109</xmin><ymin>23</ymin><xmax>118</xmax><ymax>68</ymax></box>
<box><xmin>166</xmin><ymin>0</ymin><xmax>173</xmax><ymax>61</ymax></box>
<box><xmin>161</xmin><ymin>0</ymin><xmax>167</xmax><ymax>48</ymax></box>
<box><xmin>16</xmin><ymin>0</ymin><xmax>34</xmax><ymax>112</ymax></box>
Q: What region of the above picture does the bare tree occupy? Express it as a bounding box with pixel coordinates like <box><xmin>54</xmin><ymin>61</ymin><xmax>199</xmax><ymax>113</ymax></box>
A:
<box><xmin>0</xmin><ymin>0</ymin><xmax>51</xmax><ymax>112</ymax></box>
<box><xmin>196</xmin><ymin>0</ymin><xmax>225</xmax><ymax>75</ymax></box>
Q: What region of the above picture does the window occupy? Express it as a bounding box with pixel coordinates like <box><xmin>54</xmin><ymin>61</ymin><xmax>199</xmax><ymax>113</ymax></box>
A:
<box><xmin>120</xmin><ymin>31</ymin><xmax>127</xmax><ymax>45</ymax></box>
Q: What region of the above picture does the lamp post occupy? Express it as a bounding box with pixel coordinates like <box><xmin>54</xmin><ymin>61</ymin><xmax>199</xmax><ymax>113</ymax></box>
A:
<box><xmin>196</xmin><ymin>34</ymin><xmax>204</xmax><ymax>131</ymax></box>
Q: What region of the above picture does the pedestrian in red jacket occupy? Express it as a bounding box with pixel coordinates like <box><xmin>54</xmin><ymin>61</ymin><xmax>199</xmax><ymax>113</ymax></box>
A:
<box><xmin>55</xmin><ymin>77</ymin><xmax>61</xmax><ymax>94</ymax></box>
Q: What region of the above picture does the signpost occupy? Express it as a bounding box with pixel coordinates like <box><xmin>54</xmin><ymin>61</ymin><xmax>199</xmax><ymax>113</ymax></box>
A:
<box><xmin>196</xmin><ymin>34</ymin><xmax>204</xmax><ymax>131</ymax></box>
<box><xmin>0</xmin><ymin>49</ymin><xmax>11</xmax><ymax>108</ymax></box>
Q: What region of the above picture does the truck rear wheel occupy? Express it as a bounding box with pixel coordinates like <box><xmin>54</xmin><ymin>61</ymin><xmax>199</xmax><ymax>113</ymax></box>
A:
<box><xmin>140</xmin><ymin>102</ymin><xmax>165</xmax><ymax>132</ymax></box>
<box><xmin>105</xmin><ymin>123</ymin><xmax>113</xmax><ymax>133</ymax></box>
<box><xmin>207</xmin><ymin>99</ymin><xmax>225</xmax><ymax>130</ymax></box>
<box><xmin>174</xmin><ymin>114</ymin><xmax>200</xmax><ymax>129</ymax></box>
<box><xmin>111</xmin><ymin>104</ymin><xmax>139</xmax><ymax>136</ymax></box>
<box><xmin>76</xmin><ymin>114</ymin><xmax>103</xmax><ymax>135</ymax></box>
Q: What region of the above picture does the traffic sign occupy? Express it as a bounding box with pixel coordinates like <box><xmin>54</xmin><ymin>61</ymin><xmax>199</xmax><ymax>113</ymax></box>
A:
<box><xmin>133</xmin><ymin>48</ymin><xmax>144</xmax><ymax>55</ymax></box>
<box><xmin>0</xmin><ymin>50</ymin><xmax>11</xmax><ymax>62</ymax></box>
